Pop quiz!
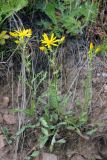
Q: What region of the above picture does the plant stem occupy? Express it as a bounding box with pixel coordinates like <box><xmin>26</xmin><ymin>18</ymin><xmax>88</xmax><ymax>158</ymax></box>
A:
<box><xmin>21</xmin><ymin>45</ymin><xmax>26</xmax><ymax>123</ymax></box>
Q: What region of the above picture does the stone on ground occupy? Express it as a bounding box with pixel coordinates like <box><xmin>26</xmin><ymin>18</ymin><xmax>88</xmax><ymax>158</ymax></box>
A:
<box><xmin>41</xmin><ymin>153</ymin><xmax>57</xmax><ymax>160</ymax></box>
<box><xmin>3</xmin><ymin>114</ymin><xmax>16</xmax><ymax>125</ymax></box>
<box><xmin>0</xmin><ymin>135</ymin><xmax>5</xmax><ymax>149</ymax></box>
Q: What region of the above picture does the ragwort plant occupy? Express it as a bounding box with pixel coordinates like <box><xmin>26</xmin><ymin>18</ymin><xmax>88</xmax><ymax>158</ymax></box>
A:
<box><xmin>9</xmin><ymin>30</ymin><xmax>67</xmax><ymax>151</ymax></box>
<box><xmin>9</xmin><ymin>28</ymin><xmax>33</xmax><ymax>122</ymax></box>
<box><xmin>79</xmin><ymin>42</ymin><xmax>101</xmax><ymax>128</ymax></box>
<box><xmin>79</xmin><ymin>42</ymin><xmax>94</xmax><ymax>126</ymax></box>
<box><xmin>37</xmin><ymin>36</ymin><xmax>98</xmax><ymax>149</ymax></box>
<box><xmin>38</xmin><ymin>33</ymin><xmax>67</xmax><ymax>151</ymax></box>
<box><xmin>64</xmin><ymin>42</ymin><xmax>102</xmax><ymax>137</ymax></box>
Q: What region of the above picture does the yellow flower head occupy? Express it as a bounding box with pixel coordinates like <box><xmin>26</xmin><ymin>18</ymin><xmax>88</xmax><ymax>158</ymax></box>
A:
<box><xmin>41</xmin><ymin>33</ymin><xmax>59</xmax><ymax>50</ymax></box>
<box><xmin>90</xmin><ymin>42</ymin><xmax>94</xmax><ymax>50</ymax></box>
<box><xmin>39</xmin><ymin>46</ymin><xmax>46</xmax><ymax>52</ymax></box>
<box><xmin>0</xmin><ymin>31</ymin><xmax>9</xmax><ymax>45</ymax></box>
<box><xmin>95</xmin><ymin>47</ymin><xmax>101</xmax><ymax>54</ymax></box>
<box><xmin>9</xmin><ymin>29</ymin><xmax>32</xmax><ymax>43</ymax></box>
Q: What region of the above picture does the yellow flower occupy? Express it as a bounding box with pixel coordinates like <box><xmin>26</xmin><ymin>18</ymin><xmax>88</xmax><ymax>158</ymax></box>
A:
<box><xmin>9</xmin><ymin>32</ymin><xmax>18</xmax><ymax>37</ymax></box>
<box><xmin>95</xmin><ymin>47</ymin><xmax>101</xmax><ymax>54</ymax></box>
<box><xmin>59</xmin><ymin>36</ymin><xmax>65</xmax><ymax>43</ymax></box>
<box><xmin>41</xmin><ymin>33</ymin><xmax>59</xmax><ymax>50</ymax></box>
<box><xmin>90</xmin><ymin>42</ymin><xmax>94</xmax><ymax>50</ymax></box>
<box><xmin>9</xmin><ymin>29</ymin><xmax>32</xmax><ymax>40</ymax></box>
<box><xmin>39</xmin><ymin>46</ymin><xmax>46</xmax><ymax>52</ymax></box>
<box><xmin>0</xmin><ymin>31</ymin><xmax>9</xmax><ymax>45</ymax></box>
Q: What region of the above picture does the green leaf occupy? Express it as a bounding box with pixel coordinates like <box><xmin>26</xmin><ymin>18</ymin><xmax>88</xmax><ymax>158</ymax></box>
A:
<box><xmin>66</xmin><ymin>126</ymin><xmax>75</xmax><ymax>130</ymax></box>
<box><xmin>0</xmin><ymin>0</ymin><xmax>28</xmax><ymax>23</ymax></box>
<box><xmin>35</xmin><ymin>0</ymin><xmax>46</xmax><ymax>10</ymax></box>
<box><xmin>31</xmin><ymin>151</ymin><xmax>39</xmax><ymax>157</ymax></box>
<box><xmin>57</xmin><ymin>139</ymin><xmax>66</xmax><ymax>144</ymax></box>
<box><xmin>62</xmin><ymin>14</ymin><xmax>81</xmax><ymax>35</ymax></box>
<box><xmin>16</xmin><ymin>126</ymin><xmax>26</xmax><ymax>136</ymax></box>
<box><xmin>86</xmin><ymin>128</ymin><xmax>97</xmax><ymax>136</ymax></box>
<box><xmin>40</xmin><ymin>117</ymin><xmax>49</xmax><ymax>128</ymax></box>
<box><xmin>25</xmin><ymin>99</ymin><xmax>35</xmax><ymax>117</ymax></box>
<box><xmin>39</xmin><ymin>135</ymin><xmax>48</xmax><ymax>148</ymax></box>
<box><xmin>14</xmin><ymin>0</ymin><xmax>28</xmax><ymax>12</ymax></box>
<box><xmin>41</xmin><ymin>127</ymin><xmax>49</xmax><ymax>136</ymax></box>
<box><xmin>8</xmin><ymin>140</ymin><xmax>13</xmax><ymax>144</ymax></box>
<box><xmin>50</xmin><ymin>135</ymin><xmax>56</xmax><ymax>152</ymax></box>
<box><xmin>79</xmin><ymin>112</ymin><xmax>88</xmax><ymax>125</ymax></box>
<box><xmin>15</xmin><ymin>124</ymin><xmax>35</xmax><ymax>137</ymax></box>
<box><xmin>56</xmin><ymin>122</ymin><xmax>66</xmax><ymax>127</ymax></box>
<box><xmin>49</xmin><ymin>125</ymin><xmax>56</xmax><ymax>130</ymax></box>
<box><xmin>0</xmin><ymin>39</ymin><xmax>5</xmax><ymax>45</ymax></box>
<box><xmin>25</xmin><ymin>156</ymin><xmax>31</xmax><ymax>160</ymax></box>
<box><xmin>44</xmin><ymin>2</ymin><xmax>57</xmax><ymax>24</ymax></box>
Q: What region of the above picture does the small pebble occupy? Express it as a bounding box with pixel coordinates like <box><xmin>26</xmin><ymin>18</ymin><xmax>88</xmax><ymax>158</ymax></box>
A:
<box><xmin>102</xmin><ymin>72</ymin><xmax>107</xmax><ymax>78</ymax></box>
<box><xmin>97</xmin><ymin>73</ymin><xmax>101</xmax><ymax>77</ymax></box>
<box><xmin>104</xmin><ymin>85</ymin><xmax>107</xmax><ymax>93</ymax></box>
<box><xmin>41</xmin><ymin>153</ymin><xmax>57</xmax><ymax>160</ymax></box>
<box><xmin>2</xmin><ymin>96</ymin><xmax>9</xmax><ymax>107</ymax></box>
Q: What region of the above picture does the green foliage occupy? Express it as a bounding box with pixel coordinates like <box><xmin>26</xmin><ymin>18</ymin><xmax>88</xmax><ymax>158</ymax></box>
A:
<box><xmin>11</xmin><ymin>99</ymin><xmax>35</xmax><ymax>117</ymax></box>
<box><xmin>44</xmin><ymin>2</ymin><xmax>57</xmax><ymax>24</ymax></box>
<box><xmin>1</xmin><ymin>127</ymin><xmax>12</xmax><ymax>144</ymax></box>
<box><xmin>37</xmin><ymin>79</ymin><xmax>87</xmax><ymax>150</ymax></box>
<box><xmin>62</xmin><ymin>14</ymin><xmax>81</xmax><ymax>35</ymax></box>
<box><xmin>38</xmin><ymin>116</ymin><xmax>66</xmax><ymax>151</ymax></box>
<box><xmin>99</xmin><ymin>38</ymin><xmax>107</xmax><ymax>53</ymax></box>
<box><xmin>0</xmin><ymin>31</ymin><xmax>9</xmax><ymax>45</ymax></box>
<box><xmin>35</xmin><ymin>0</ymin><xmax>97</xmax><ymax>35</ymax></box>
<box><xmin>0</xmin><ymin>0</ymin><xmax>28</xmax><ymax>23</ymax></box>
<box><xmin>12</xmin><ymin>124</ymin><xmax>36</xmax><ymax>139</ymax></box>
<box><xmin>26</xmin><ymin>151</ymin><xmax>40</xmax><ymax>160</ymax></box>
<box><xmin>48</xmin><ymin>81</ymin><xmax>59</xmax><ymax>110</ymax></box>
<box><xmin>62</xmin><ymin>1</ymin><xmax>97</xmax><ymax>34</ymax></box>
<box><xmin>35</xmin><ymin>77</ymin><xmax>67</xmax><ymax>151</ymax></box>
<box><xmin>78</xmin><ymin>44</ymin><xmax>94</xmax><ymax>126</ymax></box>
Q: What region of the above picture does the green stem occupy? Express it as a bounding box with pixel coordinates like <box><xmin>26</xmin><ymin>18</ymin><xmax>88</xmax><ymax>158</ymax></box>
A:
<box><xmin>21</xmin><ymin>44</ymin><xmax>26</xmax><ymax>122</ymax></box>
